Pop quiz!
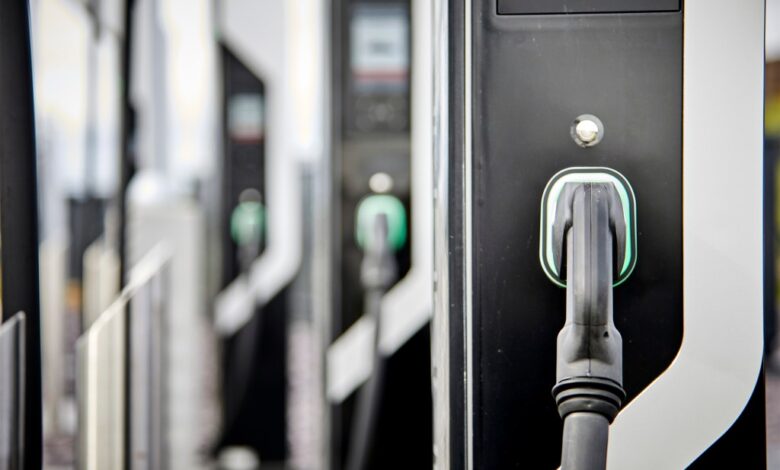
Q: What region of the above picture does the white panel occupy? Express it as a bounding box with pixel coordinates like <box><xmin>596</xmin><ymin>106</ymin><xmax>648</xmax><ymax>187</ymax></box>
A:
<box><xmin>128</xmin><ymin>199</ymin><xmax>219</xmax><ymax>470</ymax></box>
<box><xmin>288</xmin><ymin>0</ymin><xmax>327</xmax><ymax>161</ymax></box>
<box><xmin>33</xmin><ymin>0</ymin><xmax>90</xmax><ymax>197</ymax></box>
<box><xmin>327</xmin><ymin>317</ymin><xmax>375</xmax><ymax>402</ymax></box>
<box><xmin>93</xmin><ymin>35</ymin><xmax>121</xmax><ymax>198</ymax></box>
<box><xmin>607</xmin><ymin>2</ymin><xmax>764</xmax><ymax>468</ymax></box>
<box><xmin>78</xmin><ymin>245</ymin><xmax>172</xmax><ymax>470</ymax></box>
<box><xmin>83</xmin><ymin>240</ymin><xmax>120</xmax><ymax>331</ymax></box>
<box><xmin>380</xmin><ymin>0</ymin><xmax>434</xmax><ymax>355</ymax></box>
<box><xmin>214</xmin><ymin>0</ymin><xmax>305</xmax><ymax>332</ymax></box>
<box><xmin>161</xmin><ymin>0</ymin><xmax>219</xmax><ymax>182</ymax></box>
<box><xmin>78</xmin><ymin>302</ymin><xmax>125</xmax><ymax>470</ymax></box>
<box><xmin>0</xmin><ymin>314</ymin><xmax>25</xmax><ymax>467</ymax></box>
<box><xmin>40</xmin><ymin>237</ymin><xmax>67</xmax><ymax>435</ymax></box>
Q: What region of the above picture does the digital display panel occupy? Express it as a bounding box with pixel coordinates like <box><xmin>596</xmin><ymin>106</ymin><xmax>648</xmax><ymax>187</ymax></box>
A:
<box><xmin>350</xmin><ymin>5</ymin><xmax>409</xmax><ymax>94</ymax></box>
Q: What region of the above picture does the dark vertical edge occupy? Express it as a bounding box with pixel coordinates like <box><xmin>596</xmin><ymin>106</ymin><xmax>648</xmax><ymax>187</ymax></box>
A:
<box><xmin>447</xmin><ymin>0</ymin><xmax>467</xmax><ymax>467</ymax></box>
<box><xmin>118</xmin><ymin>1</ymin><xmax>134</xmax><ymax>291</ymax></box>
<box><xmin>764</xmin><ymin>139</ymin><xmax>777</xmax><ymax>357</ymax></box>
<box><xmin>0</xmin><ymin>1</ymin><xmax>43</xmax><ymax>468</ymax></box>
<box><xmin>329</xmin><ymin>1</ymin><xmax>344</xmax><ymax>468</ymax></box>
<box><xmin>119</xmin><ymin>1</ymin><xmax>135</xmax><ymax>468</ymax></box>
<box><xmin>219</xmin><ymin>43</ymin><xmax>232</xmax><ymax>289</ymax></box>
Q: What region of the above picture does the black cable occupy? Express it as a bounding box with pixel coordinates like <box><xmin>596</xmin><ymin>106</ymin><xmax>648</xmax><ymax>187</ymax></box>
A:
<box><xmin>560</xmin><ymin>412</ymin><xmax>610</xmax><ymax>470</ymax></box>
<box><xmin>346</xmin><ymin>214</ymin><xmax>396</xmax><ymax>470</ymax></box>
<box><xmin>550</xmin><ymin>183</ymin><xmax>627</xmax><ymax>470</ymax></box>
<box><xmin>119</xmin><ymin>3</ymin><xmax>136</xmax><ymax>468</ymax></box>
<box><xmin>220</xmin><ymin>303</ymin><xmax>263</xmax><ymax>444</ymax></box>
<box><xmin>345</xmin><ymin>289</ymin><xmax>386</xmax><ymax>470</ymax></box>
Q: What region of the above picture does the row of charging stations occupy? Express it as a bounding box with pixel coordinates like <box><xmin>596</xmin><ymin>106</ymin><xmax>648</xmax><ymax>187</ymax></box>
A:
<box><xmin>2</xmin><ymin>1</ymin><xmax>769</xmax><ymax>469</ymax></box>
<box><xmin>212</xmin><ymin>1</ymin><xmax>435</xmax><ymax>467</ymax></box>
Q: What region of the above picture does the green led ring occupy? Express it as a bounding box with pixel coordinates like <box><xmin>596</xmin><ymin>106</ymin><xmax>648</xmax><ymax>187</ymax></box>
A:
<box><xmin>539</xmin><ymin>167</ymin><xmax>638</xmax><ymax>287</ymax></box>
<box><xmin>231</xmin><ymin>201</ymin><xmax>266</xmax><ymax>246</ymax></box>
<box><xmin>355</xmin><ymin>194</ymin><xmax>408</xmax><ymax>252</ymax></box>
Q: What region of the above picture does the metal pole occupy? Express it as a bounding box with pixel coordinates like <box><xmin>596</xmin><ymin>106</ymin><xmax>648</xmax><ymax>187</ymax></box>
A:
<box><xmin>119</xmin><ymin>0</ymin><xmax>135</xmax><ymax>286</ymax></box>
<box><xmin>119</xmin><ymin>1</ymin><xmax>136</xmax><ymax>468</ymax></box>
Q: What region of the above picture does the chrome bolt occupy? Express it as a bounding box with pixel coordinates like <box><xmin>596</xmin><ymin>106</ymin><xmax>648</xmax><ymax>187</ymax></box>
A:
<box><xmin>575</xmin><ymin>120</ymin><xmax>599</xmax><ymax>143</ymax></box>
<box><xmin>571</xmin><ymin>114</ymin><xmax>604</xmax><ymax>148</ymax></box>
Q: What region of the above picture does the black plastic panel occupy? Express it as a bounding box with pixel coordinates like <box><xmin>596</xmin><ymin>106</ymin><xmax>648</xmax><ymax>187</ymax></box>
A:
<box><xmin>498</xmin><ymin>0</ymin><xmax>680</xmax><ymax>15</ymax></box>
<box><xmin>470</xmin><ymin>10</ymin><xmax>683</xmax><ymax>468</ymax></box>
<box><xmin>217</xmin><ymin>45</ymin><xmax>288</xmax><ymax>464</ymax></box>
<box><xmin>220</xmin><ymin>46</ymin><xmax>266</xmax><ymax>287</ymax></box>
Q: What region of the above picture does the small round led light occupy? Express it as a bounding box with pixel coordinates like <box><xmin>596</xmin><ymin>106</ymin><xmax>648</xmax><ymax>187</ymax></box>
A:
<box><xmin>368</xmin><ymin>172</ymin><xmax>394</xmax><ymax>194</ymax></box>
<box><xmin>575</xmin><ymin>120</ymin><xmax>599</xmax><ymax>143</ymax></box>
<box><xmin>571</xmin><ymin>114</ymin><xmax>604</xmax><ymax>148</ymax></box>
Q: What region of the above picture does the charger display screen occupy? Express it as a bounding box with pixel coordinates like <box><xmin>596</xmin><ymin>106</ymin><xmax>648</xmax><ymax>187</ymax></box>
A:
<box><xmin>350</xmin><ymin>5</ymin><xmax>409</xmax><ymax>94</ymax></box>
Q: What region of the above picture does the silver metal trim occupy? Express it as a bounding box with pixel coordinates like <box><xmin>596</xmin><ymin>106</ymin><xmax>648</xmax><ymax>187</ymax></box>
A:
<box><xmin>78</xmin><ymin>244</ymin><xmax>173</xmax><ymax>470</ymax></box>
<box><xmin>0</xmin><ymin>313</ymin><xmax>25</xmax><ymax>469</ymax></box>
<box><xmin>432</xmin><ymin>0</ymin><xmax>451</xmax><ymax>466</ymax></box>
<box><xmin>463</xmin><ymin>0</ymin><xmax>474</xmax><ymax>467</ymax></box>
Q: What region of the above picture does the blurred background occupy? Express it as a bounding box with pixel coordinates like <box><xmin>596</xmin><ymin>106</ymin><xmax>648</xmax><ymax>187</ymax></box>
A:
<box><xmin>28</xmin><ymin>0</ymin><xmax>428</xmax><ymax>468</ymax></box>
<box><xmin>0</xmin><ymin>0</ymin><xmax>771</xmax><ymax>469</ymax></box>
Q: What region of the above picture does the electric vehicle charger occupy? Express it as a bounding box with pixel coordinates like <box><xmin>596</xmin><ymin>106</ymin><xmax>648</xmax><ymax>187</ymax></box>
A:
<box><xmin>540</xmin><ymin>168</ymin><xmax>637</xmax><ymax>470</ymax></box>
<box><xmin>347</xmin><ymin>194</ymin><xmax>407</xmax><ymax>470</ymax></box>
<box><xmin>433</xmin><ymin>2</ymin><xmax>765</xmax><ymax>467</ymax></box>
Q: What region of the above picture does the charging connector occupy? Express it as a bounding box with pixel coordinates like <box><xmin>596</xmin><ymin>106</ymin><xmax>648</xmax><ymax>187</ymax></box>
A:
<box><xmin>540</xmin><ymin>168</ymin><xmax>637</xmax><ymax>470</ymax></box>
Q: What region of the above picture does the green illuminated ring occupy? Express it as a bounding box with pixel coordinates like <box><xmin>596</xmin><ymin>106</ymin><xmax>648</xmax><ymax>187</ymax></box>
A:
<box><xmin>539</xmin><ymin>167</ymin><xmax>638</xmax><ymax>288</ymax></box>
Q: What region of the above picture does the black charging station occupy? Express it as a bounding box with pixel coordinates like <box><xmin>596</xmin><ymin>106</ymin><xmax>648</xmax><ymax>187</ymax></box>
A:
<box><xmin>217</xmin><ymin>46</ymin><xmax>288</xmax><ymax>463</ymax></box>
<box><xmin>435</xmin><ymin>1</ymin><xmax>766</xmax><ymax>468</ymax></box>
<box><xmin>329</xmin><ymin>0</ymin><xmax>432</xmax><ymax>467</ymax></box>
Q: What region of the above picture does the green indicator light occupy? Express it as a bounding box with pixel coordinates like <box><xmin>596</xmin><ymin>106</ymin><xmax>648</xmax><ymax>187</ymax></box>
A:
<box><xmin>355</xmin><ymin>194</ymin><xmax>408</xmax><ymax>252</ymax></box>
<box><xmin>539</xmin><ymin>167</ymin><xmax>637</xmax><ymax>287</ymax></box>
<box><xmin>231</xmin><ymin>201</ymin><xmax>266</xmax><ymax>247</ymax></box>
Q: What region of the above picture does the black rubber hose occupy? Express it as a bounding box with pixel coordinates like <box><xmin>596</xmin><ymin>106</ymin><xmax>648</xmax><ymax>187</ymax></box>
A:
<box><xmin>219</xmin><ymin>304</ymin><xmax>263</xmax><ymax>446</ymax></box>
<box><xmin>345</xmin><ymin>214</ymin><xmax>396</xmax><ymax>470</ymax></box>
<box><xmin>561</xmin><ymin>412</ymin><xmax>610</xmax><ymax>470</ymax></box>
<box><xmin>345</xmin><ymin>288</ymin><xmax>386</xmax><ymax>470</ymax></box>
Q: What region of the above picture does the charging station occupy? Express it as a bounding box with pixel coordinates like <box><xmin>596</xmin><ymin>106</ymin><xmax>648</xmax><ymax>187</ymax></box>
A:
<box><xmin>215</xmin><ymin>0</ymin><xmax>328</xmax><ymax>465</ymax></box>
<box><xmin>216</xmin><ymin>27</ymin><xmax>288</xmax><ymax>462</ymax></box>
<box><xmin>325</xmin><ymin>0</ymin><xmax>434</xmax><ymax>467</ymax></box>
<box><xmin>432</xmin><ymin>1</ymin><xmax>765</xmax><ymax>468</ymax></box>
